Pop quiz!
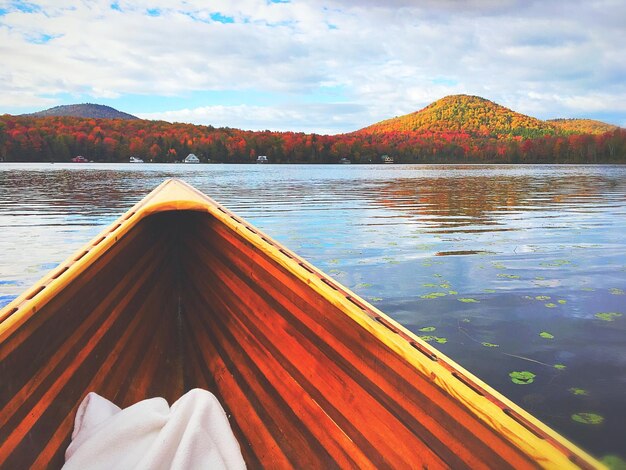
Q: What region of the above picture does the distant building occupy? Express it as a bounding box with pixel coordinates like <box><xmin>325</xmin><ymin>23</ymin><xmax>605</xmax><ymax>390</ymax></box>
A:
<box><xmin>339</xmin><ymin>157</ymin><xmax>351</xmax><ymax>164</ymax></box>
<box><xmin>256</xmin><ymin>155</ymin><xmax>268</xmax><ymax>164</ymax></box>
<box><xmin>381</xmin><ymin>154</ymin><xmax>394</xmax><ymax>164</ymax></box>
<box><xmin>184</xmin><ymin>153</ymin><xmax>200</xmax><ymax>163</ymax></box>
<box><xmin>72</xmin><ymin>156</ymin><xmax>88</xmax><ymax>163</ymax></box>
<box><xmin>129</xmin><ymin>156</ymin><xmax>144</xmax><ymax>163</ymax></box>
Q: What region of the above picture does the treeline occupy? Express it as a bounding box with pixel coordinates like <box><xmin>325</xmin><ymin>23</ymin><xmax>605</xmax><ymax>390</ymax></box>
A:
<box><xmin>0</xmin><ymin>114</ymin><xmax>624</xmax><ymax>164</ymax></box>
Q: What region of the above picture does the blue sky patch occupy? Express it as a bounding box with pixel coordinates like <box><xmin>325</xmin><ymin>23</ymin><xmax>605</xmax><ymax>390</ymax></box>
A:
<box><xmin>12</xmin><ymin>1</ymin><xmax>40</xmax><ymax>14</ymax></box>
<box><xmin>432</xmin><ymin>77</ymin><xmax>459</xmax><ymax>87</ymax></box>
<box><xmin>26</xmin><ymin>32</ymin><xmax>60</xmax><ymax>44</ymax></box>
<box><xmin>146</xmin><ymin>8</ymin><xmax>160</xmax><ymax>17</ymax></box>
<box><xmin>210</xmin><ymin>12</ymin><xmax>234</xmax><ymax>24</ymax></box>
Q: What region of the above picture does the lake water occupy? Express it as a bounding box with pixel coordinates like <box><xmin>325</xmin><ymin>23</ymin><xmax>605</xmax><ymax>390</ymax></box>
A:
<box><xmin>1</xmin><ymin>163</ymin><xmax>625</xmax><ymax>461</ymax></box>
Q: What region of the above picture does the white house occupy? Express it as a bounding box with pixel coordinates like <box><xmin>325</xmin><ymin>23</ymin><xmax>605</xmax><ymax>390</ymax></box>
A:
<box><xmin>256</xmin><ymin>155</ymin><xmax>268</xmax><ymax>163</ymax></box>
<box><xmin>184</xmin><ymin>153</ymin><xmax>200</xmax><ymax>163</ymax></box>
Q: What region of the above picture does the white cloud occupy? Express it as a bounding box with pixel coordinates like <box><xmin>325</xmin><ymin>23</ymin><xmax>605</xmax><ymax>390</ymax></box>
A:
<box><xmin>0</xmin><ymin>0</ymin><xmax>624</xmax><ymax>131</ymax></box>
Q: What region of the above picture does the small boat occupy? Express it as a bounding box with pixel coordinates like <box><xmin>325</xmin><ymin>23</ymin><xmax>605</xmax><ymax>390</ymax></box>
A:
<box><xmin>339</xmin><ymin>157</ymin><xmax>351</xmax><ymax>164</ymax></box>
<box><xmin>256</xmin><ymin>155</ymin><xmax>268</xmax><ymax>163</ymax></box>
<box><xmin>71</xmin><ymin>155</ymin><xmax>88</xmax><ymax>163</ymax></box>
<box><xmin>0</xmin><ymin>180</ymin><xmax>599</xmax><ymax>469</ymax></box>
<box><xmin>129</xmin><ymin>156</ymin><xmax>144</xmax><ymax>163</ymax></box>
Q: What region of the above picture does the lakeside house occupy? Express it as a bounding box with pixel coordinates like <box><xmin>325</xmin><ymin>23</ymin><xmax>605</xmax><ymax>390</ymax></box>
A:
<box><xmin>71</xmin><ymin>156</ymin><xmax>88</xmax><ymax>163</ymax></box>
<box><xmin>256</xmin><ymin>155</ymin><xmax>268</xmax><ymax>164</ymax></box>
<box><xmin>381</xmin><ymin>154</ymin><xmax>394</xmax><ymax>164</ymax></box>
<box><xmin>339</xmin><ymin>157</ymin><xmax>351</xmax><ymax>164</ymax></box>
<box><xmin>184</xmin><ymin>153</ymin><xmax>200</xmax><ymax>164</ymax></box>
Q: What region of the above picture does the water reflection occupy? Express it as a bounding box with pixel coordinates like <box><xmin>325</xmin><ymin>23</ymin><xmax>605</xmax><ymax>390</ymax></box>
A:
<box><xmin>1</xmin><ymin>163</ymin><xmax>625</xmax><ymax>459</ymax></box>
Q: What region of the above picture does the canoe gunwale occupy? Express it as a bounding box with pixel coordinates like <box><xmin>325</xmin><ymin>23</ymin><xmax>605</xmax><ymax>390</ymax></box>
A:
<box><xmin>0</xmin><ymin>178</ymin><xmax>601</xmax><ymax>469</ymax></box>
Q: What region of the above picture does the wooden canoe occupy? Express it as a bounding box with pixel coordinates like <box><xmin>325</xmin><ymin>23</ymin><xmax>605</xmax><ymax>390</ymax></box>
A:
<box><xmin>0</xmin><ymin>179</ymin><xmax>601</xmax><ymax>469</ymax></box>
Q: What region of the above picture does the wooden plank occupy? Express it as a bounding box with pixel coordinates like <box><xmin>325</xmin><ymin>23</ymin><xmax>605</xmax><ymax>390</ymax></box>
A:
<box><xmin>181</xmin><ymin>293</ymin><xmax>291</xmax><ymax>468</ymax></box>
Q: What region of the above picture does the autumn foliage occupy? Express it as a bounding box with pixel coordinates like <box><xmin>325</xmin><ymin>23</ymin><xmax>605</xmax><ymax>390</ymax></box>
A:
<box><xmin>0</xmin><ymin>95</ymin><xmax>624</xmax><ymax>164</ymax></box>
<box><xmin>359</xmin><ymin>95</ymin><xmax>557</xmax><ymax>138</ymax></box>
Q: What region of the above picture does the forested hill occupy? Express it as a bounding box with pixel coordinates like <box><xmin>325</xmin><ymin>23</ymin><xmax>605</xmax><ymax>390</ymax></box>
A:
<box><xmin>26</xmin><ymin>104</ymin><xmax>138</xmax><ymax>120</ymax></box>
<box><xmin>548</xmin><ymin>118</ymin><xmax>618</xmax><ymax>135</ymax></box>
<box><xmin>358</xmin><ymin>95</ymin><xmax>556</xmax><ymax>138</ymax></box>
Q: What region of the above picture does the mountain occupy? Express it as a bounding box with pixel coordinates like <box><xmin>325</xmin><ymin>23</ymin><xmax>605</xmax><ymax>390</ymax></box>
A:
<box><xmin>359</xmin><ymin>95</ymin><xmax>556</xmax><ymax>138</ymax></box>
<box><xmin>27</xmin><ymin>103</ymin><xmax>138</xmax><ymax>120</ymax></box>
<box><xmin>547</xmin><ymin>118</ymin><xmax>618</xmax><ymax>135</ymax></box>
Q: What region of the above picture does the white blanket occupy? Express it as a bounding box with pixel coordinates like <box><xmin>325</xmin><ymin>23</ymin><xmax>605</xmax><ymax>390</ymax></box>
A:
<box><xmin>63</xmin><ymin>389</ymin><xmax>246</xmax><ymax>470</ymax></box>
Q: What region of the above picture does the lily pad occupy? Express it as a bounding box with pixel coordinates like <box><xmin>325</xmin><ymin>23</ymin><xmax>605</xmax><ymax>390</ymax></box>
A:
<box><xmin>439</xmin><ymin>283</ymin><xmax>451</xmax><ymax>289</ymax></box>
<box><xmin>571</xmin><ymin>412</ymin><xmax>604</xmax><ymax>425</ymax></box>
<box><xmin>601</xmin><ymin>455</ymin><xmax>626</xmax><ymax>470</ymax></box>
<box><xmin>328</xmin><ymin>259</ymin><xmax>340</xmax><ymax>265</ymax></box>
<box><xmin>422</xmin><ymin>283</ymin><xmax>438</xmax><ymax>287</ymax></box>
<box><xmin>461</xmin><ymin>318</ymin><xmax>471</xmax><ymax>323</ymax></box>
<box><xmin>569</xmin><ymin>388</ymin><xmax>589</xmax><ymax>396</ymax></box>
<box><xmin>481</xmin><ymin>342</ymin><xmax>499</xmax><ymax>348</ymax></box>
<box><xmin>370</xmin><ymin>297</ymin><xmax>383</xmax><ymax>302</ymax></box>
<box><xmin>557</xmin><ymin>299</ymin><xmax>567</xmax><ymax>304</ymax></box>
<box><xmin>420</xmin><ymin>335</ymin><xmax>448</xmax><ymax>344</ymax></box>
<box><xmin>483</xmin><ymin>289</ymin><xmax>496</xmax><ymax>293</ymax></box>
<box><xmin>497</xmin><ymin>273</ymin><xmax>520</xmax><ymax>279</ymax></box>
<box><xmin>595</xmin><ymin>312</ymin><xmax>623</xmax><ymax>322</ymax></box>
<box><xmin>420</xmin><ymin>292</ymin><xmax>447</xmax><ymax>299</ymax></box>
<box><xmin>541</xmin><ymin>259</ymin><xmax>572</xmax><ymax>267</ymax></box>
<box><xmin>535</xmin><ymin>295</ymin><xmax>551</xmax><ymax>301</ymax></box>
<box><xmin>545</xmin><ymin>303</ymin><xmax>557</xmax><ymax>308</ymax></box>
<box><xmin>539</xmin><ymin>331</ymin><xmax>554</xmax><ymax>339</ymax></box>
<box><xmin>609</xmin><ymin>288</ymin><xmax>625</xmax><ymax>295</ymax></box>
<box><xmin>418</xmin><ymin>326</ymin><xmax>436</xmax><ymax>332</ymax></box>
<box><xmin>355</xmin><ymin>282</ymin><xmax>372</xmax><ymax>288</ymax></box>
<box><xmin>553</xmin><ymin>364</ymin><xmax>566</xmax><ymax>370</ymax></box>
<box><xmin>458</xmin><ymin>298</ymin><xmax>479</xmax><ymax>303</ymax></box>
<box><xmin>448</xmin><ymin>290</ymin><xmax>458</xmax><ymax>295</ymax></box>
<box><xmin>509</xmin><ymin>371</ymin><xmax>536</xmax><ymax>385</ymax></box>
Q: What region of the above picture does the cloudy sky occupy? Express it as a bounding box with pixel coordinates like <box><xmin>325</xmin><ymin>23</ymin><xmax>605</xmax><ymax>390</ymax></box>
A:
<box><xmin>1</xmin><ymin>0</ymin><xmax>625</xmax><ymax>134</ymax></box>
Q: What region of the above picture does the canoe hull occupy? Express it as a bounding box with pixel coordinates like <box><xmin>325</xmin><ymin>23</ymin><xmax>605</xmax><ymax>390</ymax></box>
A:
<box><xmin>0</xmin><ymin>180</ymin><xmax>600</xmax><ymax>469</ymax></box>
